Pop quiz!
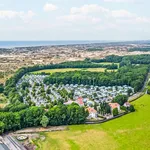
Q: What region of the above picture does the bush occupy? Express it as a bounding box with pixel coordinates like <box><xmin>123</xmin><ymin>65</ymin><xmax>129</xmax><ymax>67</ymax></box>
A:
<box><xmin>147</xmin><ymin>87</ymin><xmax>150</xmax><ymax>95</ymax></box>
<box><xmin>0</xmin><ymin>84</ymin><xmax>4</xmax><ymax>93</ymax></box>
<box><xmin>128</xmin><ymin>105</ymin><xmax>135</xmax><ymax>112</ymax></box>
<box><xmin>0</xmin><ymin>121</ymin><xmax>5</xmax><ymax>134</ymax></box>
<box><xmin>113</xmin><ymin>108</ymin><xmax>119</xmax><ymax>116</ymax></box>
<box><xmin>120</xmin><ymin>106</ymin><xmax>127</xmax><ymax>112</ymax></box>
<box><xmin>40</xmin><ymin>115</ymin><xmax>49</xmax><ymax>128</ymax></box>
<box><xmin>113</xmin><ymin>95</ymin><xmax>128</xmax><ymax>106</ymax></box>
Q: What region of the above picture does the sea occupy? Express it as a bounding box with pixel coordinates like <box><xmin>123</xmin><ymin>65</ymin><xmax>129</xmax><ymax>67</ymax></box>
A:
<box><xmin>0</xmin><ymin>41</ymin><xmax>106</xmax><ymax>48</ymax></box>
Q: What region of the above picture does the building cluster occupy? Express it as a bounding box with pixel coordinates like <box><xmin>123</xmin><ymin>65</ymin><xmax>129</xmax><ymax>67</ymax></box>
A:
<box><xmin>17</xmin><ymin>75</ymin><xmax>134</xmax><ymax>119</ymax></box>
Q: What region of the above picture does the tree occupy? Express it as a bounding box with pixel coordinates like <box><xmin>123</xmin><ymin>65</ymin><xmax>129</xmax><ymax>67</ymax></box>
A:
<box><xmin>147</xmin><ymin>87</ymin><xmax>150</xmax><ymax>95</ymax></box>
<box><xmin>128</xmin><ymin>105</ymin><xmax>135</xmax><ymax>112</ymax></box>
<box><xmin>40</xmin><ymin>115</ymin><xmax>49</xmax><ymax>128</ymax></box>
<box><xmin>21</xmin><ymin>82</ymin><xmax>30</xmax><ymax>90</ymax></box>
<box><xmin>46</xmin><ymin>88</ymin><xmax>51</xmax><ymax>94</ymax></box>
<box><xmin>113</xmin><ymin>95</ymin><xmax>128</xmax><ymax>106</ymax></box>
<box><xmin>113</xmin><ymin>108</ymin><xmax>118</xmax><ymax>116</ymax></box>
<box><xmin>120</xmin><ymin>106</ymin><xmax>127</xmax><ymax>112</ymax></box>
<box><xmin>0</xmin><ymin>121</ymin><xmax>5</xmax><ymax>134</ymax></box>
<box><xmin>0</xmin><ymin>84</ymin><xmax>4</xmax><ymax>93</ymax></box>
<box><xmin>127</xmin><ymin>89</ymin><xmax>133</xmax><ymax>96</ymax></box>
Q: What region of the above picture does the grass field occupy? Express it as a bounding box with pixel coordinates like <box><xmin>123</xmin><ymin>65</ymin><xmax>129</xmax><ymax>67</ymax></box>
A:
<box><xmin>34</xmin><ymin>94</ymin><xmax>150</xmax><ymax>150</ymax></box>
<box><xmin>99</xmin><ymin>62</ymin><xmax>120</xmax><ymax>68</ymax></box>
<box><xmin>33</xmin><ymin>68</ymin><xmax>116</xmax><ymax>74</ymax></box>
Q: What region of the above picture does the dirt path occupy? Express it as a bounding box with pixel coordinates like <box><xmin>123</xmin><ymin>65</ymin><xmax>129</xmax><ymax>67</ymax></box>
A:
<box><xmin>14</xmin><ymin>126</ymin><xmax>68</xmax><ymax>134</ymax></box>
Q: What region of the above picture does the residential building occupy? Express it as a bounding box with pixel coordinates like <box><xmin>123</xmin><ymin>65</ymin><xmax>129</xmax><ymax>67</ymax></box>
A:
<box><xmin>87</xmin><ymin>107</ymin><xmax>98</xmax><ymax>119</ymax></box>
<box><xmin>109</xmin><ymin>103</ymin><xmax>120</xmax><ymax>113</ymax></box>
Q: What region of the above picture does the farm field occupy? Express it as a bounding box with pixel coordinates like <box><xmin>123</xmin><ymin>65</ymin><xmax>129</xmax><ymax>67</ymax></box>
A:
<box><xmin>99</xmin><ymin>62</ymin><xmax>120</xmax><ymax>68</ymax></box>
<box><xmin>93</xmin><ymin>62</ymin><xmax>119</xmax><ymax>65</ymax></box>
<box><xmin>32</xmin><ymin>68</ymin><xmax>116</xmax><ymax>74</ymax></box>
<box><xmin>34</xmin><ymin>94</ymin><xmax>150</xmax><ymax>150</ymax></box>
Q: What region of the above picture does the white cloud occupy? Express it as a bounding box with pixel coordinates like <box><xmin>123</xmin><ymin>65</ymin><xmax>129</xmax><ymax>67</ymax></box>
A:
<box><xmin>71</xmin><ymin>4</ymin><xmax>109</xmax><ymax>14</ymax></box>
<box><xmin>0</xmin><ymin>11</ymin><xmax>19</xmax><ymax>19</ymax></box>
<box><xmin>136</xmin><ymin>17</ymin><xmax>150</xmax><ymax>23</ymax></box>
<box><xmin>0</xmin><ymin>10</ymin><xmax>35</xmax><ymax>22</ymax></box>
<box><xmin>58</xmin><ymin>3</ymin><xmax>150</xmax><ymax>30</ymax></box>
<box><xmin>111</xmin><ymin>10</ymin><xmax>136</xmax><ymax>18</ymax></box>
<box><xmin>91</xmin><ymin>17</ymin><xmax>101</xmax><ymax>24</ymax></box>
<box><xmin>104</xmin><ymin>0</ymin><xmax>136</xmax><ymax>2</ymax></box>
<box><xmin>59</xmin><ymin>14</ymin><xmax>101</xmax><ymax>24</ymax></box>
<box><xmin>21</xmin><ymin>10</ymin><xmax>35</xmax><ymax>23</ymax></box>
<box><xmin>43</xmin><ymin>3</ymin><xmax>58</xmax><ymax>12</ymax></box>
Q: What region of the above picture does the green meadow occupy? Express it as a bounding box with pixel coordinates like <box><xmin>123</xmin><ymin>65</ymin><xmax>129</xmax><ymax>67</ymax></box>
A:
<box><xmin>34</xmin><ymin>94</ymin><xmax>150</xmax><ymax>150</ymax></box>
<box><xmin>32</xmin><ymin>68</ymin><xmax>116</xmax><ymax>74</ymax></box>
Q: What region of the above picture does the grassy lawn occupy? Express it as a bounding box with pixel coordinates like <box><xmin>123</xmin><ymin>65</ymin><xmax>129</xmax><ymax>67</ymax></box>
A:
<box><xmin>34</xmin><ymin>94</ymin><xmax>150</xmax><ymax>150</ymax></box>
<box><xmin>91</xmin><ymin>62</ymin><xmax>120</xmax><ymax>69</ymax></box>
<box><xmin>32</xmin><ymin>68</ymin><xmax>116</xmax><ymax>74</ymax></box>
<box><xmin>99</xmin><ymin>62</ymin><xmax>120</xmax><ymax>68</ymax></box>
<box><xmin>92</xmin><ymin>62</ymin><xmax>119</xmax><ymax>65</ymax></box>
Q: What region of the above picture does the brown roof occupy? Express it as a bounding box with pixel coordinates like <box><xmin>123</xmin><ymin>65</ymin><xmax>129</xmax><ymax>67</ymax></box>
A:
<box><xmin>109</xmin><ymin>103</ymin><xmax>120</xmax><ymax>109</ymax></box>
<box><xmin>87</xmin><ymin>107</ymin><xmax>97</xmax><ymax>113</ymax></box>
<box><xmin>76</xmin><ymin>97</ymin><xmax>84</xmax><ymax>105</ymax></box>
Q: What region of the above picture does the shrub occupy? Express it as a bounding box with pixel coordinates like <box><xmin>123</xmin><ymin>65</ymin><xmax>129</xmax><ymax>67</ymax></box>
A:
<box><xmin>113</xmin><ymin>108</ymin><xmax>119</xmax><ymax>116</ymax></box>
<box><xmin>40</xmin><ymin>115</ymin><xmax>49</xmax><ymax>128</ymax></box>
<box><xmin>128</xmin><ymin>105</ymin><xmax>135</xmax><ymax>112</ymax></box>
<box><xmin>120</xmin><ymin>106</ymin><xmax>127</xmax><ymax>112</ymax></box>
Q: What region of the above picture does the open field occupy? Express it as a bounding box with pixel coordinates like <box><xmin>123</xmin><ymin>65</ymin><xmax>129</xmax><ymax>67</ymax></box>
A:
<box><xmin>99</xmin><ymin>62</ymin><xmax>119</xmax><ymax>65</ymax></box>
<box><xmin>100</xmin><ymin>62</ymin><xmax>120</xmax><ymax>67</ymax></box>
<box><xmin>92</xmin><ymin>62</ymin><xmax>120</xmax><ymax>68</ymax></box>
<box><xmin>34</xmin><ymin>94</ymin><xmax>150</xmax><ymax>150</ymax></box>
<box><xmin>32</xmin><ymin>68</ymin><xmax>116</xmax><ymax>74</ymax></box>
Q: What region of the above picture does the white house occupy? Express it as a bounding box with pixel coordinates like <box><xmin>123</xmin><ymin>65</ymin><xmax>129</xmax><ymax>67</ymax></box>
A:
<box><xmin>123</xmin><ymin>102</ymin><xmax>131</xmax><ymax>108</ymax></box>
<box><xmin>76</xmin><ymin>97</ymin><xmax>84</xmax><ymax>107</ymax></box>
<box><xmin>109</xmin><ymin>103</ymin><xmax>120</xmax><ymax>113</ymax></box>
<box><xmin>64</xmin><ymin>100</ymin><xmax>75</xmax><ymax>105</ymax></box>
<box><xmin>87</xmin><ymin>107</ymin><xmax>98</xmax><ymax>119</ymax></box>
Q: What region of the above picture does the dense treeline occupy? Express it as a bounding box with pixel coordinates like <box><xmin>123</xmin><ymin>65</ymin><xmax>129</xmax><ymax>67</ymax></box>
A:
<box><xmin>0</xmin><ymin>103</ymin><xmax>29</xmax><ymax>112</ymax></box>
<box><xmin>4</xmin><ymin>61</ymin><xmax>117</xmax><ymax>96</ymax></box>
<box><xmin>5</xmin><ymin>55</ymin><xmax>150</xmax><ymax>97</ymax></box>
<box><xmin>59</xmin><ymin>61</ymin><xmax>118</xmax><ymax>69</ymax></box>
<box><xmin>90</xmin><ymin>54</ymin><xmax>150</xmax><ymax>64</ymax></box>
<box><xmin>44</xmin><ymin>65</ymin><xmax>149</xmax><ymax>92</ymax></box>
<box><xmin>0</xmin><ymin>103</ymin><xmax>88</xmax><ymax>134</ymax></box>
<box><xmin>87</xmin><ymin>48</ymin><xmax>103</xmax><ymax>51</ymax></box>
<box><xmin>128</xmin><ymin>47</ymin><xmax>150</xmax><ymax>52</ymax></box>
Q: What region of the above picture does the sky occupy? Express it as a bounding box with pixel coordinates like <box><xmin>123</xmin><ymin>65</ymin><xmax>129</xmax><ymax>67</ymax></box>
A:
<box><xmin>0</xmin><ymin>0</ymin><xmax>150</xmax><ymax>41</ymax></box>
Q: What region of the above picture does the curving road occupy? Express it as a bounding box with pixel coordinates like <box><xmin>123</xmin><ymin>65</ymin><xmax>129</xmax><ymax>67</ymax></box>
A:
<box><xmin>129</xmin><ymin>72</ymin><xmax>150</xmax><ymax>102</ymax></box>
<box><xmin>3</xmin><ymin>135</ymin><xmax>26</xmax><ymax>150</ymax></box>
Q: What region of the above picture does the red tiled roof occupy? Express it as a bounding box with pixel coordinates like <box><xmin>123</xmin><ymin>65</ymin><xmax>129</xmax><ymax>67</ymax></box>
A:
<box><xmin>76</xmin><ymin>97</ymin><xmax>84</xmax><ymax>105</ymax></box>
<box><xmin>109</xmin><ymin>103</ymin><xmax>120</xmax><ymax>109</ymax></box>
<box><xmin>87</xmin><ymin>107</ymin><xmax>97</xmax><ymax>113</ymax></box>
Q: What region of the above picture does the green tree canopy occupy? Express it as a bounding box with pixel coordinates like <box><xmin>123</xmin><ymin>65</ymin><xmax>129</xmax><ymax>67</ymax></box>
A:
<box><xmin>113</xmin><ymin>95</ymin><xmax>128</xmax><ymax>106</ymax></box>
<box><xmin>40</xmin><ymin>115</ymin><xmax>49</xmax><ymax>128</ymax></box>
<box><xmin>113</xmin><ymin>108</ymin><xmax>119</xmax><ymax>116</ymax></box>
